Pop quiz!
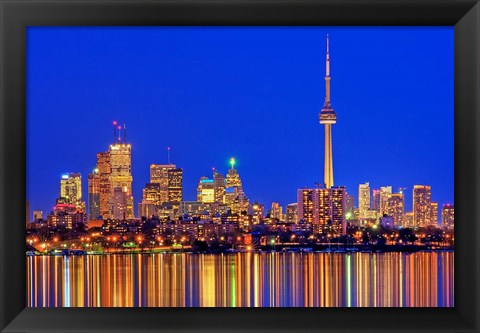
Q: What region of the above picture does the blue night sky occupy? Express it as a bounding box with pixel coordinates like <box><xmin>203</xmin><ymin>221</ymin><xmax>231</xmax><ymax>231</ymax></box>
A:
<box><xmin>27</xmin><ymin>27</ymin><xmax>453</xmax><ymax>217</ymax></box>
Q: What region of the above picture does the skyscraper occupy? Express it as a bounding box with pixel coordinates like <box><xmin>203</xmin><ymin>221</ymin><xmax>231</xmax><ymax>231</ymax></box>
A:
<box><xmin>372</xmin><ymin>189</ymin><xmax>381</xmax><ymax>212</ymax></box>
<box><xmin>404</xmin><ymin>211</ymin><xmax>414</xmax><ymax>228</ymax></box>
<box><xmin>97</xmin><ymin>151</ymin><xmax>112</xmax><ymax>219</ymax></box>
<box><xmin>213</xmin><ymin>169</ymin><xmax>226</xmax><ymax>203</ymax></box>
<box><xmin>109</xmin><ymin>139</ymin><xmax>134</xmax><ymax>219</ymax></box>
<box><xmin>442</xmin><ymin>204</ymin><xmax>454</xmax><ymax>229</ymax></box>
<box><xmin>379</xmin><ymin>186</ymin><xmax>393</xmax><ymax>215</ymax></box>
<box><xmin>413</xmin><ymin>185</ymin><xmax>432</xmax><ymax>227</ymax></box>
<box><xmin>358</xmin><ymin>182</ymin><xmax>370</xmax><ymax>218</ymax></box>
<box><xmin>286</xmin><ymin>203</ymin><xmax>298</xmax><ymax>223</ymax></box>
<box><xmin>95</xmin><ymin>122</ymin><xmax>134</xmax><ymax>220</ymax></box>
<box><xmin>142</xmin><ymin>183</ymin><xmax>161</xmax><ymax>205</ymax></box>
<box><xmin>138</xmin><ymin>183</ymin><xmax>161</xmax><ymax>218</ymax></box>
<box><xmin>223</xmin><ymin>158</ymin><xmax>248</xmax><ymax>211</ymax></box>
<box><xmin>386</xmin><ymin>193</ymin><xmax>404</xmax><ymax>227</ymax></box>
<box><xmin>60</xmin><ymin>173</ymin><xmax>84</xmax><ymax>211</ymax></box>
<box><xmin>319</xmin><ymin>35</ymin><xmax>337</xmax><ymax>189</ymax></box>
<box><xmin>150</xmin><ymin>163</ymin><xmax>183</xmax><ymax>206</ymax></box>
<box><xmin>87</xmin><ymin>168</ymin><xmax>100</xmax><ymax>221</ymax></box>
<box><xmin>297</xmin><ymin>189</ymin><xmax>318</xmax><ymax>224</ymax></box>
<box><xmin>270</xmin><ymin>202</ymin><xmax>283</xmax><ymax>221</ymax></box>
<box><xmin>150</xmin><ymin>164</ymin><xmax>176</xmax><ymax>203</ymax></box>
<box><xmin>248</xmin><ymin>202</ymin><xmax>264</xmax><ymax>225</ymax></box>
<box><xmin>197</xmin><ymin>177</ymin><xmax>215</xmax><ymax>203</ymax></box>
<box><xmin>430</xmin><ymin>201</ymin><xmax>439</xmax><ymax>226</ymax></box>
<box><xmin>112</xmin><ymin>186</ymin><xmax>128</xmax><ymax>220</ymax></box>
<box><xmin>167</xmin><ymin>168</ymin><xmax>183</xmax><ymax>204</ymax></box>
<box><xmin>225</xmin><ymin>158</ymin><xmax>243</xmax><ymax>188</ymax></box>
<box><xmin>297</xmin><ymin>186</ymin><xmax>346</xmax><ymax>235</ymax></box>
<box><xmin>330</xmin><ymin>186</ymin><xmax>347</xmax><ymax>235</ymax></box>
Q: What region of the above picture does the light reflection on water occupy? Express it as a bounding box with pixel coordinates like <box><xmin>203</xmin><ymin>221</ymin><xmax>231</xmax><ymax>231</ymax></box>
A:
<box><xmin>27</xmin><ymin>252</ymin><xmax>453</xmax><ymax>307</ymax></box>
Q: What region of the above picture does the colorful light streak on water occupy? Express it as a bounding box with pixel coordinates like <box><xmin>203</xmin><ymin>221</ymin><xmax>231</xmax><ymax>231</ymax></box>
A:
<box><xmin>26</xmin><ymin>252</ymin><xmax>454</xmax><ymax>307</ymax></box>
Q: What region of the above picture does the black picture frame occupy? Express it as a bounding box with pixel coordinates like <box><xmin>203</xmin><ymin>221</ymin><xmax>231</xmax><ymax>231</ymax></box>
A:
<box><xmin>1</xmin><ymin>0</ymin><xmax>479</xmax><ymax>332</ymax></box>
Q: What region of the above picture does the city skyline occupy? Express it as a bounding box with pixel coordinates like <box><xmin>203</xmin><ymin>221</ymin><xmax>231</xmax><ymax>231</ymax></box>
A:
<box><xmin>27</xmin><ymin>27</ymin><xmax>454</xmax><ymax>216</ymax></box>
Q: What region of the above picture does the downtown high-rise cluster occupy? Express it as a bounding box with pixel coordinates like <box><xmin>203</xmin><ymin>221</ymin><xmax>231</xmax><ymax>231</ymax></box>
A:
<box><xmin>27</xmin><ymin>35</ymin><xmax>454</xmax><ymax>235</ymax></box>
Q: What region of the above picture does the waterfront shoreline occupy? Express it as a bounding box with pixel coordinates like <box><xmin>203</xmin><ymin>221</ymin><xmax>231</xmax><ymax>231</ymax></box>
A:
<box><xmin>26</xmin><ymin>244</ymin><xmax>454</xmax><ymax>256</ymax></box>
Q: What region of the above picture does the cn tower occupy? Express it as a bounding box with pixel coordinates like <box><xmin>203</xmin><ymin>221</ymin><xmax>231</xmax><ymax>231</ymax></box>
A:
<box><xmin>319</xmin><ymin>34</ymin><xmax>336</xmax><ymax>189</ymax></box>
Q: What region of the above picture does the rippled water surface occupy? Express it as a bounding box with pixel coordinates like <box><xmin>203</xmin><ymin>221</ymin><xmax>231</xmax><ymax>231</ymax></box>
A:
<box><xmin>27</xmin><ymin>252</ymin><xmax>454</xmax><ymax>307</ymax></box>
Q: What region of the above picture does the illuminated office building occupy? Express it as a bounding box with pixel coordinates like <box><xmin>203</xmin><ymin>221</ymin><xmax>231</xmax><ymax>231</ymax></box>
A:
<box><xmin>60</xmin><ymin>173</ymin><xmax>85</xmax><ymax>211</ymax></box>
<box><xmin>385</xmin><ymin>192</ymin><xmax>404</xmax><ymax>227</ymax></box>
<box><xmin>430</xmin><ymin>201</ymin><xmax>439</xmax><ymax>226</ymax></box>
<box><xmin>138</xmin><ymin>183</ymin><xmax>161</xmax><ymax>218</ymax></box>
<box><xmin>95</xmin><ymin>122</ymin><xmax>134</xmax><ymax>220</ymax></box>
<box><xmin>231</xmin><ymin>192</ymin><xmax>249</xmax><ymax>214</ymax></box>
<box><xmin>143</xmin><ymin>183</ymin><xmax>161</xmax><ymax>205</ymax></box>
<box><xmin>223</xmin><ymin>158</ymin><xmax>249</xmax><ymax>211</ymax></box>
<box><xmin>109</xmin><ymin>140</ymin><xmax>134</xmax><ymax>219</ymax></box>
<box><xmin>330</xmin><ymin>186</ymin><xmax>347</xmax><ymax>234</ymax></box>
<box><xmin>167</xmin><ymin>168</ymin><xmax>183</xmax><ymax>204</ymax></box>
<box><xmin>150</xmin><ymin>163</ymin><xmax>183</xmax><ymax>205</ymax></box>
<box><xmin>213</xmin><ymin>170</ymin><xmax>226</xmax><ymax>203</ymax></box>
<box><xmin>112</xmin><ymin>186</ymin><xmax>128</xmax><ymax>220</ymax></box>
<box><xmin>97</xmin><ymin>151</ymin><xmax>112</xmax><ymax>219</ymax></box>
<box><xmin>286</xmin><ymin>203</ymin><xmax>298</xmax><ymax>223</ymax></box>
<box><xmin>150</xmin><ymin>164</ymin><xmax>175</xmax><ymax>203</ymax></box>
<box><xmin>225</xmin><ymin>158</ymin><xmax>242</xmax><ymax>188</ymax></box>
<box><xmin>248</xmin><ymin>202</ymin><xmax>264</xmax><ymax>225</ymax></box>
<box><xmin>196</xmin><ymin>169</ymin><xmax>226</xmax><ymax>206</ymax></box>
<box><xmin>197</xmin><ymin>177</ymin><xmax>215</xmax><ymax>203</ymax></box>
<box><xmin>297</xmin><ymin>186</ymin><xmax>346</xmax><ymax>235</ymax></box>
<box><xmin>270</xmin><ymin>202</ymin><xmax>283</xmax><ymax>221</ymax></box>
<box><xmin>87</xmin><ymin>169</ymin><xmax>101</xmax><ymax>221</ymax></box>
<box><xmin>379</xmin><ymin>186</ymin><xmax>393</xmax><ymax>215</ymax></box>
<box><xmin>413</xmin><ymin>185</ymin><xmax>432</xmax><ymax>227</ymax></box>
<box><xmin>372</xmin><ymin>189</ymin><xmax>381</xmax><ymax>212</ymax></box>
<box><xmin>358</xmin><ymin>182</ymin><xmax>370</xmax><ymax>219</ymax></box>
<box><xmin>404</xmin><ymin>211</ymin><xmax>414</xmax><ymax>228</ymax></box>
<box><xmin>442</xmin><ymin>204</ymin><xmax>454</xmax><ymax>229</ymax></box>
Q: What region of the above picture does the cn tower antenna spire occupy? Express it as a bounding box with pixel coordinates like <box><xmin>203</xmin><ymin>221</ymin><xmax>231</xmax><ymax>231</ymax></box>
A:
<box><xmin>325</xmin><ymin>34</ymin><xmax>331</xmax><ymax>106</ymax></box>
<box><xmin>326</xmin><ymin>34</ymin><xmax>330</xmax><ymax>77</ymax></box>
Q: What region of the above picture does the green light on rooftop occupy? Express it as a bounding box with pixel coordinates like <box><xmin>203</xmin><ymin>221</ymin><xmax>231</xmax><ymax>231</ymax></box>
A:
<box><xmin>229</xmin><ymin>157</ymin><xmax>236</xmax><ymax>168</ymax></box>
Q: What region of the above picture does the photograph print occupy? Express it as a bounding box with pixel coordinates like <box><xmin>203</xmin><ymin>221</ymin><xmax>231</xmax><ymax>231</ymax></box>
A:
<box><xmin>26</xmin><ymin>27</ymin><xmax>454</xmax><ymax>307</ymax></box>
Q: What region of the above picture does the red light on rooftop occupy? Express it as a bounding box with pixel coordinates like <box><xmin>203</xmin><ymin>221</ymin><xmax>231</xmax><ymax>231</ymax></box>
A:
<box><xmin>113</xmin><ymin>121</ymin><xmax>117</xmax><ymax>125</ymax></box>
